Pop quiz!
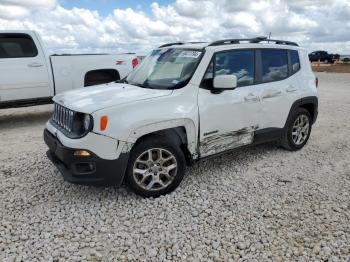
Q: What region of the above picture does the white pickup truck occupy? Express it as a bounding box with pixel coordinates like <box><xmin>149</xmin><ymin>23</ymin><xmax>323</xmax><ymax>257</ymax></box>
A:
<box><xmin>0</xmin><ymin>30</ymin><xmax>138</xmax><ymax>108</ymax></box>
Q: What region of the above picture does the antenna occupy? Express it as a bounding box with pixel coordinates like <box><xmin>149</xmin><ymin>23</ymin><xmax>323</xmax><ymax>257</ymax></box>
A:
<box><xmin>268</xmin><ymin>32</ymin><xmax>271</xmax><ymax>43</ymax></box>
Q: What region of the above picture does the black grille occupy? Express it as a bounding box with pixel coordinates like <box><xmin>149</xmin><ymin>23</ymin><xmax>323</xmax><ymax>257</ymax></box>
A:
<box><xmin>52</xmin><ymin>103</ymin><xmax>75</xmax><ymax>133</ymax></box>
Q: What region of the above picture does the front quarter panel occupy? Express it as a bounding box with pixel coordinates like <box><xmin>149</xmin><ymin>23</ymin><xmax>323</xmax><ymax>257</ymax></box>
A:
<box><xmin>92</xmin><ymin>84</ymin><xmax>199</xmax><ymax>155</ymax></box>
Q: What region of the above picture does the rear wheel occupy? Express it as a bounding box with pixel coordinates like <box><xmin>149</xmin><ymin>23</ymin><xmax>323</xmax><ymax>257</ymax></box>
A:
<box><xmin>125</xmin><ymin>136</ymin><xmax>186</xmax><ymax>197</ymax></box>
<box><xmin>281</xmin><ymin>108</ymin><xmax>312</xmax><ymax>151</ymax></box>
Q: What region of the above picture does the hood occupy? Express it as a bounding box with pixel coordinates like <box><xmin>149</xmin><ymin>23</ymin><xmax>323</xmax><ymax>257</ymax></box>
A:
<box><xmin>53</xmin><ymin>83</ymin><xmax>173</xmax><ymax>113</ymax></box>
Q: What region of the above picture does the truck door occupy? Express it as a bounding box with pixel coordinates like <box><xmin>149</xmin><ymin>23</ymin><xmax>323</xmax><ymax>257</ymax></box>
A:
<box><xmin>198</xmin><ymin>49</ymin><xmax>261</xmax><ymax>157</ymax></box>
<box><xmin>0</xmin><ymin>33</ymin><xmax>51</xmax><ymax>102</ymax></box>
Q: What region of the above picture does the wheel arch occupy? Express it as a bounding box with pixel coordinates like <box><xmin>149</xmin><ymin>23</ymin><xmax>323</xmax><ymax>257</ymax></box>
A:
<box><xmin>284</xmin><ymin>96</ymin><xmax>318</xmax><ymax>129</ymax></box>
<box><xmin>127</xmin><ymin>119</ymin><xmax>198</xmax><ymax>164</ymax></box>
<box><xmin>84</xmin><ymin>68</ymin><xmax>120</xmax><ymax>87</ymax></box>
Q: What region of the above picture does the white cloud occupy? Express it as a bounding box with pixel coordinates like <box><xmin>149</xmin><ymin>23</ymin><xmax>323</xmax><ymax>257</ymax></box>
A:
<box><xmin>0</xmin><ymin>0</ymin><xmax>349</xmax><ymax>55</ymax></box>
<box><xmin>1</xmin><ymin>0</ymin><xmax>56</xmax><ymax>7</ymax></box>
<box><xmin>0</xmin><ymin>4</ymin><xmax>30</xmax><ymax>19</ymax></box>
<box><xmin>174</xmin><ymin>0</ymin><xmax>213</xmax><ymax>18</ymax></box>
<box><xmin>0</xmin><ymin>0</ymin><xmax>56</xmax><ymax>19</ymax></box>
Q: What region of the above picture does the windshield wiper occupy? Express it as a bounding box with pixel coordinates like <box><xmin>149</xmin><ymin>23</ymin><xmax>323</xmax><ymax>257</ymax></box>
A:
<box><xmin>116</xmin><ymin>78</ymin><xmax>128</xmax><ymax>84</ymax></box>
<box><xmin>133</xmin><ymin>83</ymin><xmax>153</xmax><ymax>89</ymax></box>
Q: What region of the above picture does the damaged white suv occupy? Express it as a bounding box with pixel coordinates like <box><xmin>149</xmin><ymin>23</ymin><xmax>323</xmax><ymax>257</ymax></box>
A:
<box><xmin>44</xmin><ymin>37</ymin><xmax>318</xmax><ymax>197</ymax></box>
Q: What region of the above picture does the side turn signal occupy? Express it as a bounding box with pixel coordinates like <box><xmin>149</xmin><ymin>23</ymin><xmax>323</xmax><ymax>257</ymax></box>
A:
<box><xmin>100</xmin><ymin>115</ymin><xmax>108</xmax><ymax>131</ymax></box>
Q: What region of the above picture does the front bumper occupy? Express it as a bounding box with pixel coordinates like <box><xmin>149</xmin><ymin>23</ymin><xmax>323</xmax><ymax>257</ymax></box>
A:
<box><xmin>44</xmin><ymin>129</ymin><xmax>129</xmax><ymax>186</ymax></box>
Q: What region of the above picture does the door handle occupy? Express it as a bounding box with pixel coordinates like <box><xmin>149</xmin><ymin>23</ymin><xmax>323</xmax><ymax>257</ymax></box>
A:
<box><xmin>244</xmin><ymin>93</ymin><xmax>260</xmax><ymax>102</ymax></box>
<box><xmin>286</xmin><ymin>86</ymin><xmax>297</xmax><ymax>93</ymax></box>
<box><xmin>28</xmin><ymin>62</ymin><xmax>44</xmax><ymax>68</ymax></box>
<box><xmin>262</xmin><ymin>90</ymin><xmax>282</xmax><ymax>99</ymax></box>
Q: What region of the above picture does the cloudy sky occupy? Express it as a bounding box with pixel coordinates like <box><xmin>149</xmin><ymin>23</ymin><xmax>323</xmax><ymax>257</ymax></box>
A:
<box><xmin>0</xmin><ymin>0</ymin><xmax>349</xmax><ymax>55</ymax></box>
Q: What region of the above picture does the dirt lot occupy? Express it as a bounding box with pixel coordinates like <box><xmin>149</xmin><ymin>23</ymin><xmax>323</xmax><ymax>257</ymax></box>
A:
<box><xmin>0</xmin><ymin>73</ymin><xmax>349</xmax><ymax>261</ymax></box>
<box><xmin>312</xmin><ymin>63</ymin><xmax>350</xmax><ymax>73</ymax></box>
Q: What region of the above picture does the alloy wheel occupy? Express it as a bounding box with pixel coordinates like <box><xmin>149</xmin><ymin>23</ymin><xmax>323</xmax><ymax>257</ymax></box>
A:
<box><xmin>132</xmin><ymin>148</ymin><xmax>178</xmax><ymax>191</ymax></box>
<box><xmin>292</xmin><ymin>114</ymin><xmax>310</xmax><ymax>145</ymax></box>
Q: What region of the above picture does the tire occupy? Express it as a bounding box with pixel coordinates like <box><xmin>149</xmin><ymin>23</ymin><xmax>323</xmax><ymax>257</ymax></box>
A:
<box><xmin>281</xmin><ymin>108</ymin><xmax>312</xmax><ymax>151</ymax></box>
<box><xmin>125</xmin><ymin>135</ymin><xmax>186</xmax><ymax>197</ymax></box>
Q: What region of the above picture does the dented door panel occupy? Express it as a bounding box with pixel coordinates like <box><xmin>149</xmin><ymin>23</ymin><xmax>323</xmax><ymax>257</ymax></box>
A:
<box><xmin>198</xmin><ymin>86</ymin><xmax>261</xmax><ymax>158</ymax></box>
<box><xmin>199</xmin><ymin>126</ymin><xmax>255</xmax><ymax>157</ymax></box>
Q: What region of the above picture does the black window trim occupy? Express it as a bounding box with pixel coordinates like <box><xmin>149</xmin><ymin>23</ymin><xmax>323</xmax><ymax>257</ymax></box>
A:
<box><xmin>200</xmin><ymin>47</ymin><xmax>302</xmax><ymax>90</ymax></box>
<box><xmin>199</xmin><ymin>54</ymin><xmax>215</xmax><ymax>90</ymax></box>
<box><xmin>0</xmin><ymin>33</ymin><xmax>39</xmax><ymax>59</ymax></box>
<box><xmin>287</xmin><ymin>49</ymin><xmax>293</xmax><ymax>76</ymax></box>
<box><xmin>288</xmin><ymin>49</ymin><xmax>301</xmax><ymax>75</ymax></box>
<box><xmin>200</xmin><ymin>48</ymin><xmax>256</xmax><ymax>90</ymax></box>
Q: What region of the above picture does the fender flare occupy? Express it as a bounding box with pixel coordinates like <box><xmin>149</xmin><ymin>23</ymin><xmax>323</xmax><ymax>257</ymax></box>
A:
<box><xmin>284</xmin><ymin>96</ymin><xmax>318</xmax><ymax>129</ymax></box>
<box><xmin>126</xmin><ymin>119</ymin><xmax>198</xmax><ymax>155</ymax></box>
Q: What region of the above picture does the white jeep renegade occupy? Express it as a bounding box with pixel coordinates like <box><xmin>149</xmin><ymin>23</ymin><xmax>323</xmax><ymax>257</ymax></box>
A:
<box><xmin>44</xmin><ymin>37</ymin><xmax>318</xmax><ymax>197</ymax></box>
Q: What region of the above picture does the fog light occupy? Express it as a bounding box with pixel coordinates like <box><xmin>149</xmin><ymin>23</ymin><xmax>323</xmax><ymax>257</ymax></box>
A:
<box><xmin>74</xmin><ymin>150</ymin><xmax>90</xmax><ymax>157</ymax></box>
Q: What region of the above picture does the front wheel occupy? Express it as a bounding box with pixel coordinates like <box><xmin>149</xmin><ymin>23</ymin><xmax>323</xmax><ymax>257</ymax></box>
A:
<box><xmin>281</xmin><ymin>108</ymin><xmax>312</xmax><ymax>151</ymax></box>
<box><xmin>125</xmin><ymin>136</ymin><xmax>186</xmax><ymax>197</ymax></box>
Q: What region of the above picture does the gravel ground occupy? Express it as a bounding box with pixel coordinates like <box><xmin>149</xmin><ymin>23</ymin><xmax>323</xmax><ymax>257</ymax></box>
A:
<box><xmin>312</xmin><ymin>64</ymin><xmax>350</xmax><ymax>73</ymax></box>
<box><xmin>0</xmin><ymin>72</ymin><xmax>349</xmax><ymax>261</ymax></box>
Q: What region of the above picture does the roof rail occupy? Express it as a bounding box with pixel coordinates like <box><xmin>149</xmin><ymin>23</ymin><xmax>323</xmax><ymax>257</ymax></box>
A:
<box><xmin>158</xmin><ymin>42</ymin><xmax>185</xmax><ymax>48</ymax></box>
<box><xmin>158</xmin><ymin>41</ymin><xmax>208</xmax><ymax>48</ymax></box>
<box><xmin>208</xmin><ymin>37</ymin><xmax>298</xmax><ymax>47</ymax></box>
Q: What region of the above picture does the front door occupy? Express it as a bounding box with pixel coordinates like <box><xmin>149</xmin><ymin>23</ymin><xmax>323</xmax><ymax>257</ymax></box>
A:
<box><xmin>198</xmin><ymin>49</ymin><xmax>261</xmax><ymax>157</ymax></box>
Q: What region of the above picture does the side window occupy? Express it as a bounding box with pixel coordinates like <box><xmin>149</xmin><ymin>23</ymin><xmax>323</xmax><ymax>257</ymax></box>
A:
<box><xmin>203</xmin><ymin>60</ymin><xmax>214</xmax><ymax>80</ymax></box>
<box><xmin>290</xmin><ymin>50</ymin><xmax>300</xmax><ymax>74</ymax></box>
<box><xmin>0</xmin><ymin>34</ymin><xmax>38</xmax><ymax>58</ymax></box>
<box><xmin>261</xmin><ymin>49</ymin><xmax>288</xmax><ymax>82</ymax></box>
<box><xmin>200</xmin><ymin>60</ymin><xmax>214</xmax><ymax>88</ymax></box>
<box><xmin>214</xmin><ymin>50</ymin><xmax>255</xmax><ymax>87</ymax></box>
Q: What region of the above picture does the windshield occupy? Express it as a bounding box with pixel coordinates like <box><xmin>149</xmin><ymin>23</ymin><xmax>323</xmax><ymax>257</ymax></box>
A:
<box><xmin>126</xmin><ymin>48</ymin><xmax>203</xmax><ymax>90</ymax></box>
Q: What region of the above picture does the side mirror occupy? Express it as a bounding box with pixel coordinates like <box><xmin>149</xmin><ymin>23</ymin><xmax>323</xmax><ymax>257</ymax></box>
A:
<box><xmin>213</xmin><ymin>74</ymin><xmax>237</xmax><ymax>89</ymax></box>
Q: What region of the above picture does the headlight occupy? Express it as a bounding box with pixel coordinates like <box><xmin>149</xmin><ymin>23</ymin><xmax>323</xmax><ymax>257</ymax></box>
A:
<box><xmin>72</xmin><ymin>113</ymin><xmax>93</xmax><ymax>138</ymax></box>
<box><xmin>83</xmin><ymin>114</ymin><xmax>91</xmax><ymax>130</ymax></box>
<box><xmin>51</xmin><ymin>103</ymin><xmax>93</xmax><ymax>139</ymax></box>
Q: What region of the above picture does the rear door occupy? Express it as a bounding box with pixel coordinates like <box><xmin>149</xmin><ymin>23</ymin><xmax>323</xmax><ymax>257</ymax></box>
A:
<box><xmin>0</xmin><ymin>33</ymin><xmax>50</xmax><ymax>102</ymax></box>
<box><xmin>198</xmin><ymin>49</ymin><xmax>261</xmax><ymax>157</ymax></box>
<box><xmin>256</xmin><ymin>49</ymin><xmax>300</xmax><ymax>129</ymax></box>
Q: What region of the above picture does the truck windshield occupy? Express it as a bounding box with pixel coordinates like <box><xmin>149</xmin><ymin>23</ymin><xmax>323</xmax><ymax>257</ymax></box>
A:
<box><xmin>126</xmin><ymin>48</ymin><xmax>203</xmax><ymax>89</ymax></box>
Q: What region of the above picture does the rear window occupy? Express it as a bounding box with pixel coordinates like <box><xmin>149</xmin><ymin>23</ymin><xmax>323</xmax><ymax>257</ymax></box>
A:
<box><xmin>0</xmin><ymin>33</ymin><xmax>38</xmax><ymax>58</ymax></box>
<box><xmin>290</xmin><ymin>50</ymin><xmax>300</xmax><ymax>74</ymax></box>
<box><xmin>261</xmin><ymin>49</ymin><xmax>288</xmax><ymax>82</ymax></box>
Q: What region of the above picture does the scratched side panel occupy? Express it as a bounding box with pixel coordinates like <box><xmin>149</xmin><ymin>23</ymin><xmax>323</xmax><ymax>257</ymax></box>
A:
<box><xmin>199</xmin><ymin>127</ymin><xmax>255</xmax><ymax>157</ymax></box>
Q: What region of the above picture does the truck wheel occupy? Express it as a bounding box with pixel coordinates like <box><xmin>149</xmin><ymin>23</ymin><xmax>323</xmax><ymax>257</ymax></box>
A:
<box><xmin>281</xmin><ymin>108</ymin><xmax>312</xmax><ymax>151</ymax></box>
<box><xmin>125</xmin><ymin>136</ymin><xmax>186</xmax><ymax>197</ymax></box>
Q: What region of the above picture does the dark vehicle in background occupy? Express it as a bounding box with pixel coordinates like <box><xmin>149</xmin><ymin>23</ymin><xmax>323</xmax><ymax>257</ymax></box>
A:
<box><xmin>309</xmin><ymin>50</ymin><xmax>340</xmax><ymax>63</ymax></box>
<box><xmin>342</xmin><ymin>57</ymin><xmax>349</xmax><ymax>63</ymax></box>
